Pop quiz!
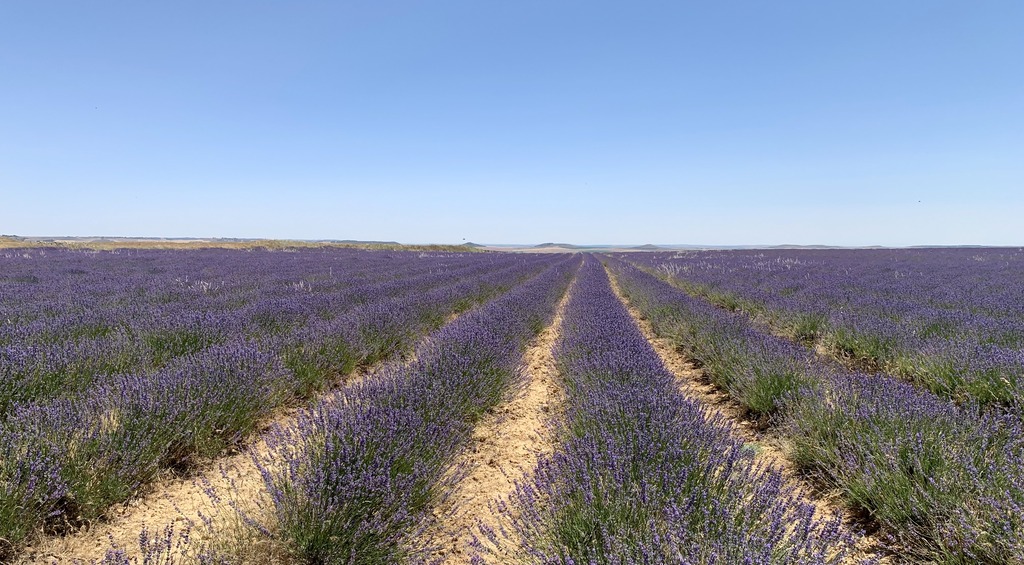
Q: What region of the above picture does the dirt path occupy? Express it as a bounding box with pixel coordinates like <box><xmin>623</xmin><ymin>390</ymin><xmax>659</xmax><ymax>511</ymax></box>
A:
<box><xmin>604</xmin><ymin>266</ymin><xmax>888</xmax><ymax>564</ymax></box>
<box><xmin>419</xmin><ymin>279</ymin><xmax>574</xmax><ymax>565</ymax></box>
<box><xmin>19</xmin><ymin>445</ymin><xmax>269</xmax><ymax>564</ymax></box>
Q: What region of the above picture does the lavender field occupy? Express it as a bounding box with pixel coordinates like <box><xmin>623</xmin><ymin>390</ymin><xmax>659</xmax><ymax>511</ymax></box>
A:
<box><xmin>621</xmin><ymin>249</ymin><xmax>1024</xmax><ymax>409</ymax></box>
<box><xmin>1</xmin><ymin>246</ymin><xmax>1022</xmax><ymax>564</ymax></box>
<box><xmin>610</xmin><ymin>249</ymin><xmax>1024</xmax><ymax>563</ymax></box>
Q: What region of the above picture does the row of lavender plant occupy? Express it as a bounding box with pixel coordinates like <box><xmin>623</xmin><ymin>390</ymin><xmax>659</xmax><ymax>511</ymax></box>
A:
<box><xmin>0</xmin><ymin>248</ymin><xmax>535</xmax><ymax>413</ymax></box>
<box><xmin>619</xmin><ymin>249</ymin><xmax>1024</xmax><ymax>410</ymax></box>
<box><xmin>606</xmin><ymin>256</ymin><xmax>1024</xmax><ymax>563</ymax></box>
<box><xmin>273</xmin><ymin>256</ymin><xmax>551</xmax><ymax>398</ymax></box>
<box><xmin>241</xmin><ymin>256</ymin><xmax>579</xmax><ymax>564</ymax></box>
<box><xmin>492</xmin><ymin>256</ymin><xmax>854</xmax><ymax>564</ymax></box>
<box><xmin>0</xmin><ymin>249</ymin><xmax>560</xmax><ymax>560</ymax></box>
<box><xmin>1</xmin><ymin>248</ymin><xmax>444</xmax><ymax>347</ymax></box>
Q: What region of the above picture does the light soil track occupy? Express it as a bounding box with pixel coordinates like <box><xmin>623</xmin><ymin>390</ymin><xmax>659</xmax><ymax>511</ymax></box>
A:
<box><xmin>419</xmin><ymin>278</ymin><xmax>575</xmax><ymax>564</ymax></box>
<box><xmin>604</xmin><ymin>266</ymin><xmax>889</xmax><ymax>564</ymax></box>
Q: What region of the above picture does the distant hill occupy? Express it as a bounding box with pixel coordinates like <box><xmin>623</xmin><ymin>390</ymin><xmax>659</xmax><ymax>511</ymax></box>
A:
<box><xmin>630</xmin><ymin>244</ymin><xmax>662</xmax><ymax>250</ymax></box>
<box><xmin>766</xmin><ymin>244</ymin><xmax>844</xmax><ymax>250</ymax></box>
<box><xmin>322</xmin><ymin>239</ymin><xmax>402</xmax><ymax>245</ymax></box>
<box><xmin>533</xmin><ymin>242</ymin><xmax>585</xmax><ymax>249</ymax></box>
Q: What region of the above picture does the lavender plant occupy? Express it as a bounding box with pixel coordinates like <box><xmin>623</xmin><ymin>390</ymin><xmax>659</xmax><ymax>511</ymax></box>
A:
<box><xmin>619</xmin><ymin>248</ymin><xmax>1024</xmax><ymax>411</ymax></box>
<box><xmin>498</xmin><ymin>257</ymin><xmax>855</xmax><ymax>564</ymax></box>
<box><xmin>607</xmin><ymin>258</ymin><xmax>817</xmax><ymax>421</ymax></box>
<box><xmin>0</xmin><ymin>248</ymin><xmax>563</xmax><ymax>560</ymax></box>
<box><xmin>255</xmin><ymin>257</ymin><xmax>578</xmax><ymax>563</ymax></box>
<box><xmin>607</xmin><ymin>256</ymin><xmax>1024</xmax><ymax>563</ymax></box>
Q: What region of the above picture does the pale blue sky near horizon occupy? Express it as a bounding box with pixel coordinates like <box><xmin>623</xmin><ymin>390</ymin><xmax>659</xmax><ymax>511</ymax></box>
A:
<box><xmin>2</xmin><ymin>1</ymin><xmax>1021</xmax><ymax>246</ymax></box>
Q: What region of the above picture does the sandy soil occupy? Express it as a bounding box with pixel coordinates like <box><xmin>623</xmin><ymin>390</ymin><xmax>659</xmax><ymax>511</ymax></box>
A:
<box><xmin>18</xmin><ymin>437</ymin><xmax>245</xmax><ymax>562</ymax></box>
<box><xmin>604</xmin><ymin>266</ymin><xmax>889</xmax><ymax>564</ymax></box>
<box><xmin>18</xmin><ymin>448</ymin><xmax>271</xmax><ymax>564</ymax></box>
<box><xmin>418</xmin><ymin>279</ymin><xmax>574</xmax><ymax>564</ymax></box>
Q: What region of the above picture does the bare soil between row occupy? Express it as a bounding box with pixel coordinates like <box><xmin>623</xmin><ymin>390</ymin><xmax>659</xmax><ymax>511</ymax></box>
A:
<box><xmin>419</xmin><ymin>276</ymin><xmax>574</xmax><ymax>564</ymax></box>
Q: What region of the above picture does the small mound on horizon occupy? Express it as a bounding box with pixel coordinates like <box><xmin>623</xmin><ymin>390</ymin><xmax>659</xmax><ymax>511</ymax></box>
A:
<box><xmin>533</xmin><ymin>242</ymin><xmax>582</xmax><ymax>249</ymax></box>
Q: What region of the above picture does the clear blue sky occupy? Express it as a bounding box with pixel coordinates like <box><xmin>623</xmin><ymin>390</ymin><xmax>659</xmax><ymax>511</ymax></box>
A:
<box><xmin>2</xmin><ymin>1</ymin><xmax>1021</xmax><ymax>246</ymax></box>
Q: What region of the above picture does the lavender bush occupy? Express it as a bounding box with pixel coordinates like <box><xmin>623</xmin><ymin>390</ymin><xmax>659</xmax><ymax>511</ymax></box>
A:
<box><xmin>606</xmin><ymin>257</ymin><xmax>818</xmax><ymax>421</ymax></box>
<box><xmin>619</xmin><ymin>248</ymin><xmax>1024</xmax><ymax>410</ymax></box>
<box><xmin>255</xmin><ymin>257</ymin><xmax>578</xmax><ymax>563</ymax></box>
<box><xmin>497</xmin><ymin>257</ymin><xmax>855</xmax><ymax>564</ymax></box>
<box><xmin>0</xmin><ymin>248</ymin><xmax>562</xmax><ymax>560</ymax></box>
<box><xmin>607</xmin><ymin>256</ymin><xmax>1024</xmax><ymax>563</ymax></box>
